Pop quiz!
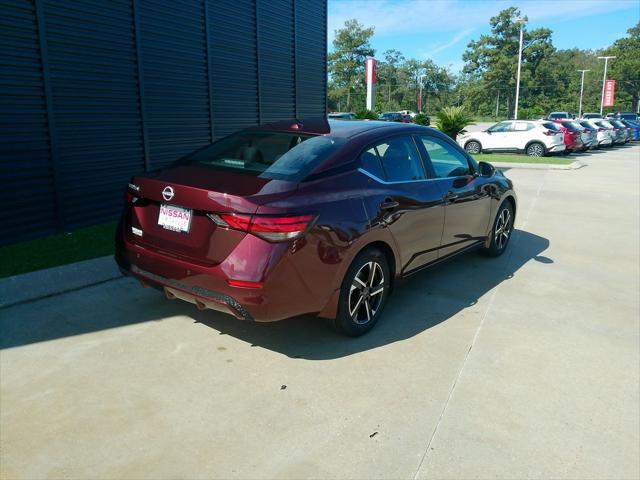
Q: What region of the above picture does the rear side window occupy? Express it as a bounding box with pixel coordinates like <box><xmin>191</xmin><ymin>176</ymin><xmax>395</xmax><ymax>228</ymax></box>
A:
<box><xmin>183</xmin><ymin>131</ymin><xmax>346</xmax><ymax>181</ymax></box>
<box><xmin>361</xmin><ymin>136</ymin><xmax>426</xmax><ymax>182</ymax></box>
<box><xmin>420</xmin><ymin>136</ymin><xmax>472</xmax><ymax>178</ymax></box>
<box><xmin>514</xmin><ymin>122</ymin><xmax>534</xmax><ymax>131</ymax></box>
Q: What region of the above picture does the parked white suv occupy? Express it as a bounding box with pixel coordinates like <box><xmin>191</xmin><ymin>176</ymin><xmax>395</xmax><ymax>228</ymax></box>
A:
<box><xmin>458</xmin><ymin>120</ymin><xmax>566</xmax><ymax>157</ymax></box>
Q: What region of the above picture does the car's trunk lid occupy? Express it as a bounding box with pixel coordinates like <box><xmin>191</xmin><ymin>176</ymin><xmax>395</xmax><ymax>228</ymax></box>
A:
<box><xmin>126</xmin><ymin>165</ymin><xmax>298</xmax><ymax>265</ymax></box>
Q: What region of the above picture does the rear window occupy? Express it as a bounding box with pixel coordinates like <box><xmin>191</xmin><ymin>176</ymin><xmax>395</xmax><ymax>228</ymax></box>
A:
<box><xmin>182</xmin><ymin>131</ymin><xmax>346</xmax><ymax>181</ymax></box>
<box><xmin>579</xmin><ymin>121</ymin><xmax>594</xmax><ymax>129</ymax></box>
<box><xmin>562</xmin><ymin>121</ymin><xmax>583</xmax><ymax>132</ymax></box>
<box><xmin>542</xmin><ymin>122</ymin><xmax>561</xmax><ymax>131</ymax></box>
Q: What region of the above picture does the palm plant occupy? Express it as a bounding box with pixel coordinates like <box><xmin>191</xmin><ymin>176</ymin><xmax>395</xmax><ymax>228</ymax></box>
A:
<box><xmin>434</xmin><ymin>106</ymin><xmax>474</xmax><ymax>140</ymax></box>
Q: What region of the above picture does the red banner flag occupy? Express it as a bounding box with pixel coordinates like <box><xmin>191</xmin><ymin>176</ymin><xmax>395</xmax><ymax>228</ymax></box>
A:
<box><xmin>603</xmin><ymin>80</ymin><xmax>616</xmax><ymax>107</ymax></box>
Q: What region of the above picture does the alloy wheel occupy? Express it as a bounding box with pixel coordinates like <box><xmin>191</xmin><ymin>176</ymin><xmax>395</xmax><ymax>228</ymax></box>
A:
<box><xmin>466</xmin><ymin>141</ymin><xmax>481</xmax><ymax>154</ymax></box>
<box><xmin>348</xmin><ymin>261</ymin><xmax>385</xmax><ymax>324</ymax></box>
<box><xmin>494</xmin><ymin>207</ymin><xmax>512</xmax><ymax>250</ymax></box>
<box><xmin>527</xmin><ymin>143</ymin><xmax>544</xmax><ymax>157</ymax></box>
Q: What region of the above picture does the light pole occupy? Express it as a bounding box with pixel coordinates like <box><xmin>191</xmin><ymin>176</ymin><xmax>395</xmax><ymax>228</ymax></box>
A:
<box><xmin>598</xmin><ymin>56</ymin><xmax>616</xmax><ymax>115</ymax></box>
<box><xmin>577</xmin><ymin>69</ymin><xmax>590</xmax><ymax>117</ymax></box>
<box><xmin>514</xmin><ymin>19</ymin><xmax>527</xmax><ymax>120</ymax></box>
<box><xmin>418</xmin><ymin>74</ymin><xmax>427</xmax><ymax>113</ymax></box>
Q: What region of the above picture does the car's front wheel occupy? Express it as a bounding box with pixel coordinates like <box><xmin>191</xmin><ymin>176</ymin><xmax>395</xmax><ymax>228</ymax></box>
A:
<box><xmin>482</xmin><ymin>201</ymin><xmax>514</xmax><ymax>257</ymax></box>
<box><xmin>464</xmin><ymin>140</ymin><xmax>482</xmax><ymax>154</ymax></box>
<box><xmin>334</xmin><ymin>248</ymin><xmax>390</xmax><ymax>336</ymax></box>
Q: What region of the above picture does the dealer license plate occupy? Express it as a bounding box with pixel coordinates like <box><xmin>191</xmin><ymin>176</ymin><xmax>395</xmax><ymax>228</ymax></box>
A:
<box><xmin>158</xmin><ymin>204</ymin><xmax>192</xmax><ymax>233</ymax></box>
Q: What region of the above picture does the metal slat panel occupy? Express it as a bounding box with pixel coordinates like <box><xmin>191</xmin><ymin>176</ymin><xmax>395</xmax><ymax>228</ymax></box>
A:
<box><xmin>209</xmin><ymin>0</ymin><xmax>259</xmax><ymax>138</ymax></box>
<box><xmin>257</xmin><ymin>0</ymin><xmax>295</xmax><ymax>123</ymax></box>
<box><xmin>295</xmin><ymin>0</ymin><xmax>326</xmax><ymax>117</ymax></box>
<box><xmin>43</xmin><ymin>0</ymin><xmax>145</xmax><ymax>230</ymax></box>
<box><xmin>140</xmin><ymin>0</ymin><xmax>210</xmax><ymax>170</ymax></box>
<box><xmin>0</xmin><ymin>0</ymin><xmax>57</xmax><ymax>245</ymax></box>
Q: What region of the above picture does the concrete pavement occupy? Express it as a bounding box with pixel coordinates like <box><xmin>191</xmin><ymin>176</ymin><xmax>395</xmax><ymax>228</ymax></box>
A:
<box><xmin>1</xmin><ymin>145</ymin><xmax>638</xmax><ymax>479</ymax></box>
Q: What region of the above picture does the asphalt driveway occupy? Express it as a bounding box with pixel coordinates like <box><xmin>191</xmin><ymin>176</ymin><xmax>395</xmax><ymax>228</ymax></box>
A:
<box><xmin>1</xmin><ymin>145</ymin><xmax>638</xmax><ymax>479</ymax></box>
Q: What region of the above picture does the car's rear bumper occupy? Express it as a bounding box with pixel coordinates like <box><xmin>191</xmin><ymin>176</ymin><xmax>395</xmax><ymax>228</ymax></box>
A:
<box><xmin>548</xmin><ymin>143</ymin><xmax>566</xmax><ymax>152</ymax></box>
<box><xmin>115</xmin><ymin>225</ymin><xmax>333</xmax><ymax>322</ymax></box>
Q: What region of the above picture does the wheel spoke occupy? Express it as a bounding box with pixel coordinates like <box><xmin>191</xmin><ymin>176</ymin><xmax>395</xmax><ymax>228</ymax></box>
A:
<box><xmin>350</xmin><ymin>294</ymin><xmax>363</xmax><ymax>317</ymax></box>
<box><xmin>354</xmin><ymin>276</ymin><xmax>367</xmax><ymax>288</ymax></box>
<box><xmin>364</xmin><ymin>299</ymin><xmax>371</xmax><ymax>321</ymax></box>
<box><xmin>370</xmin><ymin>286</ymin><xmax>384</xmax><ymax>296</ymax></box>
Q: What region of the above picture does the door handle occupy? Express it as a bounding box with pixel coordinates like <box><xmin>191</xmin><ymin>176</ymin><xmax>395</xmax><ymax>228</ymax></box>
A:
<box><xmin>444</xmin><ymin>191</ymin><xmax>459</xmax><ymax>202</ymax></box>
<box><xmin>380</xmin><ymin>199</ymin><xmax>399</xmax><ymax>210</ymax></box>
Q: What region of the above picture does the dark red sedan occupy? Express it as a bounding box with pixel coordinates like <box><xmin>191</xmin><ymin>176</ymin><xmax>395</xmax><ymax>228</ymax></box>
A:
<box><xmin>116</xmin><ymin>119</ymin><xmax>517</xmax><ymax>336</ymax></box>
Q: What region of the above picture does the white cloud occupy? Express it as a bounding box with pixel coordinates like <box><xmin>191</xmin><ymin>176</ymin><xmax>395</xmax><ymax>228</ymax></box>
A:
<box><xmin>328</xmin><ymin>0</ymin><xmax>639</xmax><ymax>46</ymax></box>
<box><xmin>423</xmin><ymin>28</ymin><xmax>475</xmax><ymax>58</ymax></box>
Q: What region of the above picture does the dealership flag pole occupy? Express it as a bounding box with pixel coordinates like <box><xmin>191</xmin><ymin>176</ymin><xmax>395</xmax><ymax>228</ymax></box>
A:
<box><xmin>577</xmin><ymin>69</ymin><xmax>590</xmax><ymax>118</ymax></box>
<box><xmin>365</xmin><ymin>57</ymin><xmax>377</xmax><ymax>112</ymax></box>
<box><xmin>598</xmin><ymin>56</ymin><xmax>615</xmax><ymax>115</ymax></box>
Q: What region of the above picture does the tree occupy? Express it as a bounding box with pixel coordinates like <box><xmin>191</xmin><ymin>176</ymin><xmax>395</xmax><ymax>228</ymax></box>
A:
<box><xmin>328</xmin><ymin>19</ymin><xmax>375</xmax><ymax>111</ymax></box>
<box><xmin>462</xmin><ymin>7</ymin><xmax>554</xmax><ymax>117</ymax></box>
<box><xmin>605</xmin><ymin>22</ymin><xmax>640</xmax><ymax>112</ymax></box>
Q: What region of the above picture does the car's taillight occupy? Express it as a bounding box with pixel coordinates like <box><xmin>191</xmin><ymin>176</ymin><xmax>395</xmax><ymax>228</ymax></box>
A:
<box><xmin>125</xmin><ymin>183</ymin><xmax>139</xmax><ymax>204</ymax></box>
<box><xmin>208</xmin><ymin>213</ymin><xmax>315</xmax><ymax>242</ymax></box>
<box><xmin>598</xmin><ymin>128</ymin><xmax>605</xmax><ymax>132</ymax></box>
<box><xmin>543</xmin><ymin>130</ymin><xmax>554</xmax><ymax>136</ymax></box>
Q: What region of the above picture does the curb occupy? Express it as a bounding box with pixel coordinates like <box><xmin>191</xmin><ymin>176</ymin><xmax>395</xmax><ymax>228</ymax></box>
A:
<box><xmin>0</xmin><ymin>255</ymin><xmax>123</xmax><ymax>309</ymax></box>
<box><xmin>491</xmin><ymin>160</ymin><xmax>586</xmax><ymax>170</ymax></box>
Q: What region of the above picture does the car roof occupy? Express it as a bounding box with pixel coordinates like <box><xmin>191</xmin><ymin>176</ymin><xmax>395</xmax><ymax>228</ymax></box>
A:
<box><xmin>252</xmin><ymin>117</ymin><xmax>426</xmax><ymax>139</ymax></box>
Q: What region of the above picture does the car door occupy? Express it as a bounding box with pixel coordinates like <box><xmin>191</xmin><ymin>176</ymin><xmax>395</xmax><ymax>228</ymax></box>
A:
<box><xmin>417</xmin><ymin>135</ymin><xmax>492</xmax><ymax>258</ymax></box>
<box><xmin>512</xmin><ymin>121</ymin><xmax>534</xmax><ymax>150</ymax></box>
<box><xmin>484</xmin><ymin>121</ymin><xmax>513</xmax><ymax>150</ymax></box>
<box><xmin>359</xmin><ymin>135</ymin><xmax>445</xmax><ymax>273</ymax></box>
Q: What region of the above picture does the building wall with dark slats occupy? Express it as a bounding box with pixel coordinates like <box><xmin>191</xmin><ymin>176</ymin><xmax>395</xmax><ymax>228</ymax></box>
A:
<box><xmin>0</xmin><ymin>0</ymin><xmax>327</xmax><ymax>246</ymax></box>
<box><xmin>295</xmin><ymin>0</ymin><xmax>326</xmax><ymax>117</ymax></box>
<box><xmin>209</xmin><ymin>0</ymin><xmax>259</xmax><ymax>138</ymax></box>
<box><xmin>140</xmin><ymin>0</ymin><xmax>212</xmax><ymax>170</ymax></box>
<box><xmin>0</xmin><ymin>0</ymin><xmax>58</xmax><ymax>238</ymax></box>
<box><xmin>257</xmin><ymin>0</ymin><xmax>295</xmax><ymax>123</ymax></box>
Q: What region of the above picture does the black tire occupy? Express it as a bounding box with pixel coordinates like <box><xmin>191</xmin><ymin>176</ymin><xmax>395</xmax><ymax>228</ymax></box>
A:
<box><xmin>464</xmin><ymin>140</ymin><xmax>482</xmax><ymax>154</ymax></box>
<box><xmin>482</xmin><ymin>201</ymin><xmax>514</xmax><ymax>257</ymax></box>
<box><xmin>334</xmin><ymin>248</ymin><xmax>391</xmax><ymax>336</ymax></box>
<box><xmin>526</xmin><ymin>142</ymin><xmax>546</xmax><ymax>157</ymax></box>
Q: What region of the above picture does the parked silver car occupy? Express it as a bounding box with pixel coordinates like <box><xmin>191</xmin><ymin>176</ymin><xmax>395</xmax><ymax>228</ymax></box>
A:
<box><xmin>579</xmin><ymin>120</ymin><xmax>610</xmax><ymax>148</ymax></box>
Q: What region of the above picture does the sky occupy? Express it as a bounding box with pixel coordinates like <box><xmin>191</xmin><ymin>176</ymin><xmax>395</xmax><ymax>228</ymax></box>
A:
<box><xmin>328</xmin><ymin>0</ymin><xmax>640</xmax><ymax>72</ymax></box>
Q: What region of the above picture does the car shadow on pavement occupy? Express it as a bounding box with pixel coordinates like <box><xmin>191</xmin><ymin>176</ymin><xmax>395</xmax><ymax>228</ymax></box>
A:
<box><xmin>0</xmin><ymin>229</ymin><xmax>550</xmax><ymax>354</ymax></box>
<box><xmin>191</xmin><ymin>228</ymin><xmax>551</xmax><ymax>360</ymax></box>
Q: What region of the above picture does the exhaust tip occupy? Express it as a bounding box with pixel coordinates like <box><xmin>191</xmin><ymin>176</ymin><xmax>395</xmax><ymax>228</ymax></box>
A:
<box><xmin>195</xmin><ymin>300</ymin><xmax>207</xmax><ymax>311</ymax></box>
<box><xmin>164</xmin><ymin>288</ymin><xmax>176</xmax><ymax>300</ymax></box>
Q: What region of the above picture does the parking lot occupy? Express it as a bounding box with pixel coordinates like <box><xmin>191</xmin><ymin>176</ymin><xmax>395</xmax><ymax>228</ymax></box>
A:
<box><xmin>1</xmin><ymin>145</ymin><xmax>638</xmax><ymax>479</ymax></box>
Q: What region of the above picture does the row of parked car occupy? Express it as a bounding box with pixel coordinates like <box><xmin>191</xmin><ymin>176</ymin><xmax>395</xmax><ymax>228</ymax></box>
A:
<box><xmin>458</xmin><ymin>113</ymin><xmax>640</xmax><ymax>157</ymax></box>
<box><xmin>327</xmin><ymin>111</ymin><xmax>419</xmax><ymax>123</ymax></box>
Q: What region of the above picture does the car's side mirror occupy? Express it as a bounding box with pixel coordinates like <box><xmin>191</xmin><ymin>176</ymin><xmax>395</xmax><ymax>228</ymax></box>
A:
<box><xmin>478</xmin><ymin>161</ymin><xmax>495</xmax><ymax>177</ymax></box>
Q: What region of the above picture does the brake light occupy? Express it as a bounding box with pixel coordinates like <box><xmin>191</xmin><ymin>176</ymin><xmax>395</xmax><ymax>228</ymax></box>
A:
<box><xmin>125</xmin><ymin>190</ymin><xmax>138</xmax><ymax>204</ymax></box>
<box><xmin>208</xmin><ymin>213</ymin><xmax>315</xmax><ymax>242</ymax></box>
<box><xmin>227</xmin><ymin>279</ymin><xmax>263</xmax><ymax>289</ymax></box>
<box><xmin>543</xmin><ymin>130</ymin><xmax>555</xmax><ymax>136</ymax></box>
<box><xmin>250</xmin><ymin>214</ymin><xmax>315</xmax><ymax>242</ymax></box>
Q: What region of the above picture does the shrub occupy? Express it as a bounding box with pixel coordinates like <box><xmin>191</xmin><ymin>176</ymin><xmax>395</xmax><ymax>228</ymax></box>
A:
<box><xmin>413</xmin><ymin>113</ymin><xmax>430</xmax><ymax>126</ymax></box>
<box><xmin>355</xmin><ymin>109</ymin><xmax>378</xmax><ymax>120</ymax></box>
<box><xmin>434</xmin><ymin>106</ymin><xmax>474</xmax><ymax>140</ymax></box>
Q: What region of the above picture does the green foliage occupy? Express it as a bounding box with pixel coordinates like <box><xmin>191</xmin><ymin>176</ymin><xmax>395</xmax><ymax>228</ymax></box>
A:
<box><xmin>355</xmin><ymin>109</ymin><xmax>378</xmax><ymax>120</ymax></box>
<box><xmin>328</xmin><ymin>19</ymin><xmax>375</xmax><ymax>112</ymax></box>
<box><xmin>413</xmin><ymin>113</ymin><xmax>430</xmax><ymax>126</ymax></box>
<box><xmin>604</xmin><ymin>22</ymin><xmax>640</xmax><ymax>112</ymax></box>
<box><xmin>434</xmin><ymin>107</ymin><xmax>474</xmax><ymax>140</ymax></box>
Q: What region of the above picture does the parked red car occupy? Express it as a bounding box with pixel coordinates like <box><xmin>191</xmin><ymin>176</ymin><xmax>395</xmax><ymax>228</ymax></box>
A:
<box><xmin>116</xmin><ymin>119</ymin><xmax>517</xmax><ymax>336</ymax></box>
<box><xmin>551</xmin><ymin>119</ymin><xmax>586</xmax><ymax>153</ymax></box>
